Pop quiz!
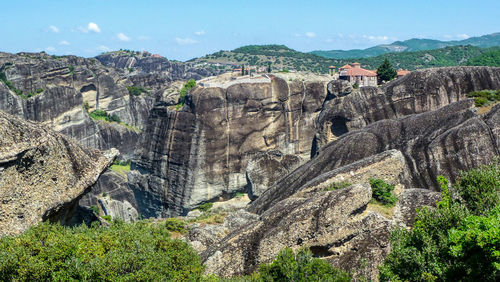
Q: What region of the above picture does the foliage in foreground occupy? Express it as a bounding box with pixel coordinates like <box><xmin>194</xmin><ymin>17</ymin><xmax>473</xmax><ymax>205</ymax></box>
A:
<box><xmin>0</xmin><ymin>221</ymin><xmax>204</xmax><ymax>281</ymax></box>
<box><xmin>229</xmin><ymin>248</ymin><xmax>351</xmax><ymax>282</ymax></box>
<box><xmin>379</xmin><ymin>163</ymin><xmax>500</xmax><ymax>281</ymax></box>
<box><xmin>376</xmin><ymin>59</ymin><xmax>397</xmax><ymax>82</ymax></box>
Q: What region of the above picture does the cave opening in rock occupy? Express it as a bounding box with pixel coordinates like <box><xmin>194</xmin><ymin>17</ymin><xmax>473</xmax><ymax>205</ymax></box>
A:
<box><xmin>309</xmin><ymin>245</ymin><xmax>335</xmax><ymax>258</ymax></box>
<box><xmin>330</xmin><ymin>116</ymin><xmax>349</xmax><ymax>137</ymax></box>
<box><xmin>80</xmin><ymin>84</ymin><xmax>97</xmax><ymax>93</ymax></box>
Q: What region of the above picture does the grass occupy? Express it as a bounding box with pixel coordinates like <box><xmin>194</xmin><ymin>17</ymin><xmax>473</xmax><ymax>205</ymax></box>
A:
<box><xmin>367</xmin><ymin>201</ymin><xmax>396</xmax><ymax>219</ymax></box>
<box><xmin>110</xmin><ymin>159</ymin><xmax>131</xmax><ymax>178</ymax></box>
<box><xmin>195</xmin><ymin>202</ymin><xmax>213</xmax><ymax>212</ymax></box>
<box><xmin>190</xmin><ymin>212</ymin><xmax>227</xmax><ymax>225</ymax></box>
<box><xmin>323</xmin><ymin>181</ymin><xmax>352</xmax><ymax>192</ymax></box>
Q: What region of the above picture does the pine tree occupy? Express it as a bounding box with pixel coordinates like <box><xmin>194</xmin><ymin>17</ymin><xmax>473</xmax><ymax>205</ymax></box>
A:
<box><xmin>377</xmin><ymin>59</ymin><xmax>397</xmax><ymax>83</ymax></box>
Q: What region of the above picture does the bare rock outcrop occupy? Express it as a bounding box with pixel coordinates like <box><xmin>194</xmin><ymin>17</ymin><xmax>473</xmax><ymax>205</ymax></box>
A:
<box><xmin>0</xmin><ymin>110</ymin><xmax>117</xmax><ymax>236</ymax></box>
<box><xmin>315</xmin><ymin>66</ymin><xmax>500</xmax><ymax>151</ymax></box>
<box><xmin>129</xmin><ymin>75</ymin><xmax>330</xmax><ymax>217</ymax></box>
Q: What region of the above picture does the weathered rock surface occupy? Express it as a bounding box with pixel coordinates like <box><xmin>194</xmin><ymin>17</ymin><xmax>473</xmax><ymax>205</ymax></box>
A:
<box><xmin>201</xmin><ymin>149</ymin><xmax>409</xmax><ymax>280</ymax></box>
<box><xmin>246</xmin><ymin>150</ymin><xmax>302</xmax><ymax>199</ymax></box>
<box><xmin>96</xmin><ymin>52</ymin><xmax>225</xmax><ymax>80</ymax></box>
<box><xmin>79</xmin><ymin>169</ymin><xmax>139</xmax><ymax>222</ymax></box>
<box><xmin>252</xmin><ymin>99</ymin><xmax>500</xmax><ymax>214</ymax></box>
<box><xmin>0</xmin><ymin>52</ymin><xmax>156</xmax><ymax>159</ymax></box>
<box><xmin>393</xmin><ymin>188</ymin><xmax>441</xmax><ymax>227</ymax></box>
<box><xmin>0</xmin><ymin>110</ymin><xmax>117</xmax><ymax>236</ymax></box>
<box><xmin>315</xmin><ymin>67</ymin><xmax>500</xmax><ymax>150</ymax></box>
<box><xmin>129</xmin><ymin>74</ymin><xmax>330</xmax><ymax>217</ymax></box>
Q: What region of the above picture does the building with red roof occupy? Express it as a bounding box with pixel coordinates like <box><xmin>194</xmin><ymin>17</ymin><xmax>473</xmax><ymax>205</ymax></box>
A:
<box><xmin>397</xmin><ymin>69</ymin><xmax>411</xmax><ymax>78</ymax></box>
<box><xmin>339</xmin><ymin>63</ymin><xmax>377</xmax><ymax>87</ymax></box>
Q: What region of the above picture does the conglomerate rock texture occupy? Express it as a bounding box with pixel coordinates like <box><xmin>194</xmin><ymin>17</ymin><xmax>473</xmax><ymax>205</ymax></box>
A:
<box><xmin>0</xmin><ymin>110</ymin><xmax>116</xmax><ymax>236</ymax></box>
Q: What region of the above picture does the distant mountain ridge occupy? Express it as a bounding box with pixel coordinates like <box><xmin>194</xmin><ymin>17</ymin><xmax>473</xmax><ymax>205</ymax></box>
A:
<box><xmin>311</xmin><ymin>32</ymin><xmax>500</xmax><ymax>59</ymax></box>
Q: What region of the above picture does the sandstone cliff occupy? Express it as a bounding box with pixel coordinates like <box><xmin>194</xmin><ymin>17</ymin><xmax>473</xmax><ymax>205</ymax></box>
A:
<box><xmin>0</xmin><ymin>110</ymin><xmax>117</xmax><ymax>236</ymax></box>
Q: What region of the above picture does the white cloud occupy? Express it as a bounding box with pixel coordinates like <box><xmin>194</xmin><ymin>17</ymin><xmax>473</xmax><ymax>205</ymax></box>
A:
<box><xmin>88</xmin><ymin>22</ymin><xmax>101</xmax><ymax>33</ymax></box>
<box><xmin>194</xmin><ymin>30</ymin><xmax>205</xmax><ymax>36</ymax></box>
<box><xmin>46</xmin><ymin>46</ymin><xmax>56</xmax><ymax>52</ymax></box>
<box><xmin>117</xmin><ymin>32</ymin><xmax>131</xmax><ymax>42</ymax></box>
<box><xmin>49</xmin><ymin>25</ymin><xmax>59</xmax><ymax>33</ymax></box>
<box><xmin>362</xmin><ymin>35</ymin><xmax>391</xmax><ymax>42</ymax></box>
<box><xmin>175</xmin><ymin>37</ymin><xmax>198</xmax><ymax>45</ymax></box>
<box><xmin>456</xmin><ymin>33</ymin><xmax>470</xmax><ymax>40</ymax></box>
<box><xmin>97</xmin><ymin>45</ymin><xmax>110</xmax><ymax>52</ymax></box>
<box><xmin>305</xmin><ymin>32</ymin><xmax>316</xmax><ymax>38</ymax></box>
<box><xmin>59</xmin><ymin>40</ymin><xmax>70</xmax><ymax>46</ymax></box>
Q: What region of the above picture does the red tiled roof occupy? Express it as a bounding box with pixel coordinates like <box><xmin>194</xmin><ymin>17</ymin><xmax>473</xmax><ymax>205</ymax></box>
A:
<box><xmin>339</xmin><ymin>64</ymin><xmax>352</xmax><ymax>69</ymax></box>
<box><xmin>397</xmin><ymin>69</ymin><xmax>411</xmax><ymax>76</ymax></box>
<box><xmin>344</xmin><ymin>68</ymin><xmax>377</xmax><ymax>77</ymax></box>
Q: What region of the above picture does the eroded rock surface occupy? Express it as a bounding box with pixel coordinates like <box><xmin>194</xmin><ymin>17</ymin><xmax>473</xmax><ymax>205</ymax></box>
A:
<box><xmin>129</xmin><ymin>75</ymin><xmax>330</xmax><ymax>216</ymax></box>
<box><xmin>0</xmin><ymin>110</ymin><xmax>117</xmax><ymax>236</ymax></box>
<box><xmin>315</xmin><ymin>66</ymin><xmax>500</xmax><ymax>150</ymax></box>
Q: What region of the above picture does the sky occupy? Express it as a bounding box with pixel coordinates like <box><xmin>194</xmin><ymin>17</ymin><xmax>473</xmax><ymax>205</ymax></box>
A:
<box><xmin>1</xmin><ymin>0</ymin><xmax>499</xmax><ymax>61</ymax></box>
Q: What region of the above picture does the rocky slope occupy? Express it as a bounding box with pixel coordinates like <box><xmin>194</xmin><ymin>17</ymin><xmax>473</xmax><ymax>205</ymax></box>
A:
<box><xmin>314</xmin><ymin>66</ymin><xmax>500</xmax><ymax>152</ymax></box>
<box><xmin>0</xmin><ymin>52</ymin><xmax>159</xmax><ymax>158</ymax></box>
<box><xmin>96</xmin><ymin>51</ymin><xmax>225</xmax><ymax>80</ymax></box>
<box><xmin>0</xmin><ymin>110</ymin><xmax>117</xmax><ymax>236</ymax></box>
<box><xmin>201</xmin><ymin>98</ymin><xmax>499</xmax><ymax>279</ymax></box>
<box><xmin>128</xmin><ymin>73</ymin><xmax>331</xmax><ymax>217</ymax></box>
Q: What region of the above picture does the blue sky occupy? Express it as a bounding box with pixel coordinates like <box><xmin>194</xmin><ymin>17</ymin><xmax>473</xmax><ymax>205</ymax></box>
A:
<box><xmin>1</xmin><ymin>0</ymin><xmax>498</xmax><ymax>61</ymax></box>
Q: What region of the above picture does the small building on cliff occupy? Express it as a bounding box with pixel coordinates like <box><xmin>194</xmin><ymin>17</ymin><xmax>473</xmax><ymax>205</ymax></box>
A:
<box><xmin>339</xmin><ymin>63</ymin><xmax>377</xmax><ymax>87</ymax></box>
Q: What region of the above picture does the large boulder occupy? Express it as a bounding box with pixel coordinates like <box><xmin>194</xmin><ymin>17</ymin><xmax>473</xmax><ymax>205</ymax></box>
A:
<box><xmin>0</xmin><ymin>110</ymin><xmax>117</xmax><ymax>236</ymax></box>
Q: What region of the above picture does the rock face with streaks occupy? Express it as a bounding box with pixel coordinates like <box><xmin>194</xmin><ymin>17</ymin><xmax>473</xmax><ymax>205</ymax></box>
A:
<box><xmin>0</xmin><ymin>110</ymin><xmax>116</xmax><ymax>236</ymax></box>
<box><xmin>0</xmin><ymin>51</ymin><xmax>160</xmax><ymax>158</ymax></box>
<box><xmin>314</xmin><ymin>66</ymin><xmax>500</xmax><ymax>151</ymax></box>
<box><xmin>129</xmin><ymin>74</ymin><xmax>331</xmax><ymax>217</ymax></box>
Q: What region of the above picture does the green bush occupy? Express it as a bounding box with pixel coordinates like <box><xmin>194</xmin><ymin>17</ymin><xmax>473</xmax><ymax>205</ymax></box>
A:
<box><xmin>254</xmin><ymin>248</ymin><xmax>351</xmax><ymax>281</ymax></box>
<box><xmin>0</xmin><ymin>221</ymin><xmax>204</xmax><ymax>281</ymax></box>
<box><xmin>196</xmin><ymin>202</ymin><xmax>214</xmax><ymax>212</ymax></box>
<box><xmin>466</xmin><ymin>89</ymin><xmax>500</xmax><ymax>107</ymax></box>
<box><xmin>89</xmin><ymin>110</ymin><xmax>121</xmax><ymax>123</ymax></box>
<box><xmin>379</xmin><ymin>165</ymin><xmax>500</xmax><ymax>281</ymax></box>
<box><xmin>126</xmin><ymin>86</ymin><xmax>148</xmax><ymax>96</ymax></box>
<box><xmin>177</xmin><ymin>79</ymin><xmax>196</xmax><ymax>108</ymax></box>
<box><xmin>90</xmin><ymin>205</ymin><xmax>100</xmax><ymax>214</ymax></box>
<box><xmin>455</xmin><ymin>162</ymin><xmax>499</xmax><ymax>215</ymax></box>
<box><xmin>369</xmin><ymin>179</ymin><xmax>397</xmax><ymax>206</ymax></box>
<box><xmin>164</xmin><ymin>218</ymin><xmax>187</xmax><ymax>233</ymax></box>
<box><xmin>101</xmin><ymin>215</ymin><xmax>112</xmax><ymax>222</ymax></box>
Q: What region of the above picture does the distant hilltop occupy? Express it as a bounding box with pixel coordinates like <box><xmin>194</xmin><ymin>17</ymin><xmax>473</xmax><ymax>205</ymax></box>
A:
<box><xmin>310</xmin><ymin>32</ymin><xmax>500</xmax><ymax>59</ymax></box>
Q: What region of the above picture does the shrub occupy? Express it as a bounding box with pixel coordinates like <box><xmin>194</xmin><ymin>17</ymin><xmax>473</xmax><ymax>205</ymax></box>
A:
<box><xmin>454</xmin><ymin>162</ymin><xmax>499</xmax><ymax>215</ymax></box>
<box><xmin>177</xmin><ymin>79</ymin><xmax>196</xmax><ymax>108</ymax></box>
<box><xmin>369</xmin><ymin>179</ymin><xmax>397</xmax><ymax>206</ymax></box>
<box><xmin>164</xmin><ymin>218</ymin><xmax>187</xmax><ymax>233</ymax></box>
<box><xmin>323</xmin><ymin>181</ymin><xmax>351</xmax><ymax>191</ymax></box>
<box><xmin>0</xmin><ymin>221</ymin><xmax>204</xmax><ymax>281</ymax></box>
<box><xmin>126</xmin><ymin>86</ymin><xmax>148</xmax><ymax>96</ymax></box>
<box><xmin>89</xmin><ymin>110</ymin><xmax>122</xmax><ymax>123</ymax></box>
<box><xmin>196</xmin><ymin>202</ymin><xmax>213</xmax><ymax>212</ymax></box>
<box><xmin>352</xmin><ymin>82</ymin><xmax>359</xmax><ymax>89</ymax></box>
<box><xmin>102</xmin><ymin>215</ymin><xmax>112</xmax><ymax>222</ymax></box>
<box><xmin>90</xmin><ymin>205</ymin><xmax>100</xmax><ymax>215</ymax></box>
<box><xmin>255</xmin><ymin>248</ymin><xmax>351</xmax><ymax>281</ymax></box>
<box><xmin>379</xmin><ymin>165</ymin><xmax>500</xmax><ymax>281</ymax></box>
<box><xmin>467</xmin><ymin>89</ymin><xmax>500</xmax><ymax>107</ymax></box>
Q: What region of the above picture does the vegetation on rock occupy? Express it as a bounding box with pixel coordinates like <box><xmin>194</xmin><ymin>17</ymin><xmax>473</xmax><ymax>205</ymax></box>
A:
<box><xmin>176</xmin><ymin>79</ymin><xmax>196</xmax><ymax>110</ymax></box>
<box><xmin>370</xmin><ymin>178</ymin><xmax>398</xmax><ymax>206</ymax></box>
<box><xmin>110</xmin><ymin>159</ymin><xmax>131</xmax><ymax>178</ymax></box>
<box><xmin>379</xmin><ymin>163</ymin><xmax>500</xmax><ymax>281</ymax></box>
<box><xmin>126</xmin><ymin>86</ymin><xmax>149</xmax><ymax>96</ymax></box>
<box><xmin>89</xmin><ymin>109</ymin><xmax>122</xmax><ymax>123</ymax></box>
<box><xmin>466</xmin><ymin>89</ymin><xmax>500</xmax><ymax>107</ymax></box>
<box><xmin>323</xmin><ymin>181</ymin><xmax>352</xmax><ymax>191</ymax></box>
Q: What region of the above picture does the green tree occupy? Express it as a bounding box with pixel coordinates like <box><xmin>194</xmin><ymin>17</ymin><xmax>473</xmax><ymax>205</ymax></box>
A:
<box><xmin>376</xmin><ymin>58</ymin><xmax>397</xmax><ymax>82</ymax></box>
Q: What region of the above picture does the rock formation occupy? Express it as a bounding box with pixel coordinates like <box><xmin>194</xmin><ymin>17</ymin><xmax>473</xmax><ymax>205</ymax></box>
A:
<box><xmin>0</xmin><ymin>110</ymin><xmax>117</xmax><ymax>236</ymax></box>
<box><xmin>129</xmin><ymin>74</ymin><xmax>331</xmax><ymax>217</ymax></box>
<box><xmin>314</xmin><ymin>66</ymin><xmax>500</xmax><ymax>151</ymax></box>
<box><xmin>251</xmin><ymin>100</ymin><xmax>500</xmax><ymax>214</ymax></box>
